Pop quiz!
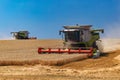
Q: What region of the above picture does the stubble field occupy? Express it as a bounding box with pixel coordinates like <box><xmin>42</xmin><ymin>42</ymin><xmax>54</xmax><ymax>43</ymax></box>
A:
<box><xmin>0</xmin><ymin>39</ymin><xmax>120</xmax><ymax>80</ymax></box>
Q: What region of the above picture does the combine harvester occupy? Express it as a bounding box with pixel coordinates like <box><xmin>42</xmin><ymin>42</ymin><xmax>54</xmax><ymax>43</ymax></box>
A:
<box><xmin>38</xmin><ymin>24</ymin><xmax>104</xmax><ymax>57</ymax></box>
<box><xmin>11</xmin><ymin>31</ymin><xmax>37</xmax><ymax>39</ymax></box>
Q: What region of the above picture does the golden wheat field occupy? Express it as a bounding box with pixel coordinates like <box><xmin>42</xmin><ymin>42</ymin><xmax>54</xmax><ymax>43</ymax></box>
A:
<box><xmin>0</xmin><ymin>39</ymin><xmax>88</xmax><ymax>66</ymax></box>
<box><xmin>0</xmin><ymin>39</ymin><xmax>120</xmax><ymax>80</ymax></box>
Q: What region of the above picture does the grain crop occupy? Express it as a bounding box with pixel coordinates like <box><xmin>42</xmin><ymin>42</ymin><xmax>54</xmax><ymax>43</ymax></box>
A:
<box><xmin>0</xmin><ymin>39</ymin><xmax>88</xmax><ymax>66</ymax></box>
<box><xmin>0</xmin><ymin>39</ymin><xmax>119</xmax><ymax>80</ymax></box>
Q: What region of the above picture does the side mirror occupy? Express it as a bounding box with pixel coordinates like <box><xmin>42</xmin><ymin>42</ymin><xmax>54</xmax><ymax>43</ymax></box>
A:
<box><xmin>102</xmin><ymin>30</ymin><xmax>104</xmax><ymax>33</ymax></box>
<box><xmin>59</xmin><ymin>31</ymin><xmax>62</xmax><ymax>35</ymax></box>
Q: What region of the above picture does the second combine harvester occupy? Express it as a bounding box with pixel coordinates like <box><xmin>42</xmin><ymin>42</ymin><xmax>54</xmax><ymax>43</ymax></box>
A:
<box><xmin>38</xmin><ymin>24</ymin><xmax>104</xmax><ymax>57</ymax></box>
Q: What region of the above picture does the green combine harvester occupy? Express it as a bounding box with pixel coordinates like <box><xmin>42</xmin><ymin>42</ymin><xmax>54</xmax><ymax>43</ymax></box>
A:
<box><xmin>59</xmin><ymin>24</ymin><xmax>104</xmax><ymax>57</ymax></box>
<box><xmin>11</xmin><ymin>31</ymin><xmax>37</xmax><ymax>39</ymax></box>
<box><xmin>38</xmin><ymin>24</ymin><xmax>104</xmax><ymax>58</ymax></box>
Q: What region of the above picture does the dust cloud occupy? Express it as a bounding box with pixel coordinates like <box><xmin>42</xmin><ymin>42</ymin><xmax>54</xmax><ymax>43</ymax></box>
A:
<box><xmin>104</xmin><ymin>22</ymin><xmax>120</xmax><ymax>38</ymax></box>
<box><xmin>101</xmin><ymin>22</ymin><xmax>120</xmax><ymax>52</ymax></box>
<box><xmin>0</xmin><ymin>33</ymin><xmax>12</xmax><ymax>40</ymax></box>
<box><xmin>101</xmin><ymin>39</ymin><xmax>120</xmax><ymax>52</ymax></box>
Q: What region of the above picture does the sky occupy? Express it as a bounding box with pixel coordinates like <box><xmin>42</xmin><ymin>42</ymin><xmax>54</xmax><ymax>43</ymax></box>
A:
<box><xmin>0</xmin><ymin>0</ymin><xmax>119</xmax><ymax>39</ymax></box>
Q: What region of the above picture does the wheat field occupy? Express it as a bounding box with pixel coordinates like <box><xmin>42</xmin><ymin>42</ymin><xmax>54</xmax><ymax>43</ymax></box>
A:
<box><xmin>0</xmin><ymin>39</ymin><xmax>88</xmax><ymax>66</ymax></box>
<box><xmin>0</xmin><ymin>39</ymin><xmax>119</xmax><ymax>80</ymax></box>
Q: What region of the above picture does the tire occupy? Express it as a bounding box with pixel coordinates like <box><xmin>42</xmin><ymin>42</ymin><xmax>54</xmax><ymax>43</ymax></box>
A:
<box><xmin>96</xmin><ymin>40</ymin><xmax>103</xmax><ymax>53</ymax></box>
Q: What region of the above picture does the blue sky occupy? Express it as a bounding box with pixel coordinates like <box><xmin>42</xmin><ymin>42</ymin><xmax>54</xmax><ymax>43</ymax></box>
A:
<box><xmin>0</xmin><ymin>0</ymin><xmax>119</xmax><ymax>39</ymax></box>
